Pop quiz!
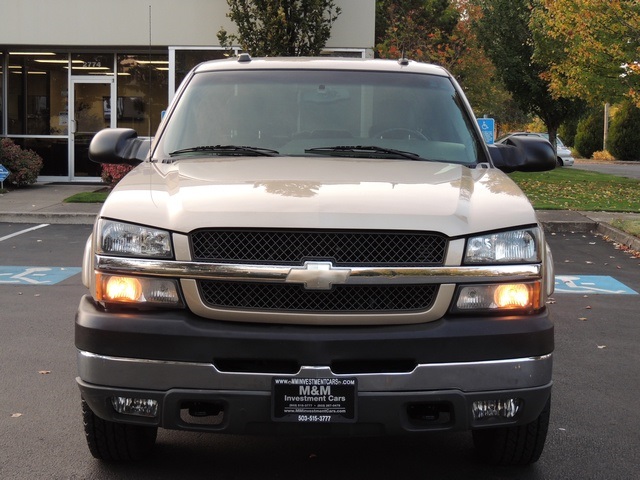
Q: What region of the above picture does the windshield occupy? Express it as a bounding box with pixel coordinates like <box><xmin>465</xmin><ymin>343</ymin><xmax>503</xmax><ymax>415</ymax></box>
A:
<box><xmin>155</xmin><ymin>69</ymin><xmax>482</xmax><ymax>165</ymax></box>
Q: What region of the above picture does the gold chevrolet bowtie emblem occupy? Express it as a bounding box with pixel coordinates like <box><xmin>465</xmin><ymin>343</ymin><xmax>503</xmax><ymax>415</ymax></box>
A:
<box><xmin>285</xmin><ymin>261</ymin><xmax>351</xmax><ymax>290</ymax></box>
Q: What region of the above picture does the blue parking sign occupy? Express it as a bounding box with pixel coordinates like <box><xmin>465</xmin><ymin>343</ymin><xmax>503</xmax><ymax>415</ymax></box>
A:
<box><xmin>0</xmin><ymin>164</ymin><xmax>10</xmax><ymax>182</ymax></box>
<box><xmin>477</xmin><ymin>118</ymin><xmax>495</xmax><ymax>144</ymax></box>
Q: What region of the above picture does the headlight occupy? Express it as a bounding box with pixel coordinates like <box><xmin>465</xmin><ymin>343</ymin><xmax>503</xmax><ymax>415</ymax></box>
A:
<box><xmin>464</xmin><ymin>228</ymin><xmax>540</xmax><ymax>264</ymax></box>
<box><xmin>96</xmin><ymin>273</ymin><xmax>183</xmax><ymax>308</ymax></box>
<box><xmin>97</xmin><ymin>220</ymin><xmax>172</xmax><ymax>258</ymax></box>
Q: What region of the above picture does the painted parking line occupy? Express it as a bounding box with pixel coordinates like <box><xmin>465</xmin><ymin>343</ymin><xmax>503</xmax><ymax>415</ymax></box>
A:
<box><xmin>555</xmin><ymin>275</ymin><xmax>638</xmax><ymax>295</ymax></box>
<box><xmin>0</xmin><ymin>266</ymin><xmax>82</xmax><ymax>285</ymax></box>
<box><xmin>0</xmin><ymin>224</ymin><xmax>49</xmax><ymax>242</ymax></box>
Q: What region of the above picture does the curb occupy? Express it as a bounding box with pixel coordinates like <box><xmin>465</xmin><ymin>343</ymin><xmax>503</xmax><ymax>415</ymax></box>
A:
<box><xmin>595</xmin><ymin>223</ymin><xmax>640</xmax><ymax>253</ymax></box>
<box><xmin>543</xmin><ymin>218</ymin><xmax>640</xmax><ymax>252</ymax></box>
<box><xmin>0</xmin><ymin>212</ymin><xmax>97</xmax><ymax>225</ymax></box>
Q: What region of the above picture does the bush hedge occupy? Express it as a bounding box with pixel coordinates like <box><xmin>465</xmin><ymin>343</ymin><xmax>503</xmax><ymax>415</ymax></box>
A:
<box><xmin>0</xmin><ymin>138</ymin><xmax>44</xmax><ymax>187</ymax></box>
<box><xmin>574</xmin><ymin>108</ymin><xmax>604</xmax><ymax>159</ymax></box>
<box><xmin>101</xmin><ymin>163</ymin><xmax>134</xmax><ymax>187</ymax></box>
<box><xmin>607</xmin><ymin>101</ymin><xmax>640</xmax><ymax>161</ymax></box>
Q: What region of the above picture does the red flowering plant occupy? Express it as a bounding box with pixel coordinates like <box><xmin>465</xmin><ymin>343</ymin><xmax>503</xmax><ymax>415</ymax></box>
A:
<box><xmin>0</xmin><ymin>138</ymin><xmax>44</xmax><ymax>187</ymax></box>
<box><xmin>101</xmin><ymin>163</ymin><xmax>134</xmax><ymax>188</ymax></box>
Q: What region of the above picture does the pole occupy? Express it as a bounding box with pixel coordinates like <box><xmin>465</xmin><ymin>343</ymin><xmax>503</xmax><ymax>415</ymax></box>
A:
<box><xmin>603</xmin><ymin>103</ymin><xmax>609</xmax><ymax>151</ymax></box>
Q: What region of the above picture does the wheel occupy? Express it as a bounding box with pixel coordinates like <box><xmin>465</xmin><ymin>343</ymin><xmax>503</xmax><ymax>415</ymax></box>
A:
<box><xmin>472</xmin><ymin>398</ymin><xmax>550</xmax><ymax>466</ymax></box>
<box><xmin>82</xmin><ymin>398</ymin><xmax>158</xmax><ymax>461</ymax></box>
<box><xmin>556</xmin><ymin>157</ymin><xmax>564</xmax><ymax>166</ymax></box>
<box><xmin>373</xmin><ymin>128</ymin><xmax>429</xmax><ymax>140</ymax></box>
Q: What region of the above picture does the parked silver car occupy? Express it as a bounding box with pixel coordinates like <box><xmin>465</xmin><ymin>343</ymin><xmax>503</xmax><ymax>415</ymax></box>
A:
<box><xmin>498</xmin><ymin>132</ymin><xmax>574</xmax><ymax>166</ymax></box>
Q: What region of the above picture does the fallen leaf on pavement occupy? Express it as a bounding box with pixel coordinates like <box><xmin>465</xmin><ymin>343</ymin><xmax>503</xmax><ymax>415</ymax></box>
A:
<box><xmin>11</xmin><ymin>413</ymin><xmax>23</xmax><ymax>418</ymax></box>
<box><xmin>38</xmin><ymin>370</ymin><xmax>51</xmax><ymax>375</ymax></box>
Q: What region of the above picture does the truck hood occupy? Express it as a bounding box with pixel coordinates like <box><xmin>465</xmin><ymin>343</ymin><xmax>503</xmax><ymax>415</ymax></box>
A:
<box><xmin>100</xmin><ymin>156</ymin><xmax>538</xmax><ymax>237</ymax></box>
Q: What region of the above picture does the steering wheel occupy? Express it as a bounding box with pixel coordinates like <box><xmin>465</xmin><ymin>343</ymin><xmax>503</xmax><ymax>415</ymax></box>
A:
<box><xmin>373</xmin><ymin>128</ymin><xmax>429</xmax><ymax>140</ymax></box>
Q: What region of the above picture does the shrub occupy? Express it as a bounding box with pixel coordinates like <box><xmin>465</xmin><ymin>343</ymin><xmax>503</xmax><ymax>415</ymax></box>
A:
<box><xmin>574</xmin><ymin>108</ymin><xmax>604</xmax><ymax>159</ymax></box>
<box><xmin>591</xmin><ymin>150</ymin><xmax>615</xmax><ymax>161</ymax></box>
<box><xmin>101</xmin><ymin>163</ymin><xmax>133</xmax><ymax>187</ymax></box>
<box><xmin>0</xmin><ymin>138</ymin><xmax>44</xmax><ymax>187</ymax></box>
<box><xmin>607</xmin><ymin>101</ymin><xmax>640</xmax><ymax>161</ymax></box>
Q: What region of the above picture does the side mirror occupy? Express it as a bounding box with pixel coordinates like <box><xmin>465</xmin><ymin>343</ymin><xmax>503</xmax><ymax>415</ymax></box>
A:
<box><xmin>488</xmin><ymin>136</ymin><xmax>556</xmax><ymax>173</ymax></box>
<box><xmin>89</xmin><ymin>128</ymin><xmax>151</xmax><ymax>165</ymax></box>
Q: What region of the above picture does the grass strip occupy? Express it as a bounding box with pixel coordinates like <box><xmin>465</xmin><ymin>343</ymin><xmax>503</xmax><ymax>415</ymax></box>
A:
<box><xmin>63</xmin><ymin>191</ymin><xmax>109</xmax><ymax>203</ymax></box>
<box><xmin>510</xmin><ymin>168</ymin><xmax>640</xmax><ymax>212</ymax></box>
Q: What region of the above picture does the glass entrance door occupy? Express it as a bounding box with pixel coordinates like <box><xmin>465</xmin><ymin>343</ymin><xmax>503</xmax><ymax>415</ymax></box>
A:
<box><xmin>70</xmin><ymin>77</ymin><xmax>115</xmax><ymax>180</ymax></box>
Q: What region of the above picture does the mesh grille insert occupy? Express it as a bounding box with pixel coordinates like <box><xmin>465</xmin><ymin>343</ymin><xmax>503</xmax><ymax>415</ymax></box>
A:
<box><xmin>190</xmin><ymin>229</ymin><xmax>447</xmax><ymax>266</ymax></box>
<box><xmin>198</xmin><ymin>281</ymin><xmax>438</xmax><ymax>313</ymax></box>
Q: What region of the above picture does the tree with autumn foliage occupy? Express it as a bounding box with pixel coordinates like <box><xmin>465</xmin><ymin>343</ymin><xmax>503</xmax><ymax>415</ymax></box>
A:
<box><xmin>532</xmin><ymin>0</ymin><xmax>640</xmax><ymax>108</ymax></box>
<box><xmin>375</xmin><ymin>0</ymin><xmax>522</xmax><ymax>127</ymax></box>
<box><xmin>217</xmin><ymin>0</ymin><xmax>341</xmax><ymax>57</ymax></box>
<box><xmin>375</xmin><ymin>0</ymin><xmax>458</xmax><ymax>64</ymax></box>
<box><xmin>471</xmin><ymin>0</ymin><xmax>585</xmax><ymax>149</ymax></box>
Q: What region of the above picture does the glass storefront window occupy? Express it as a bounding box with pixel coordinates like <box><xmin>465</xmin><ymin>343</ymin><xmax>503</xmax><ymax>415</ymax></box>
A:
<box><xmin>117</xmin><ymin>54</ymin><xmax>169</xmax><ymax>136</ymax></box>
<box><xmin>71</xmin><ymin>53</ymin><xmax>115</xmax><ymax>76</ymax></box>
<box><xmin>175</xmin><ymin>49</ymin><xmax>228</xmax><ymax>91</ymax></box>
<box><xmin>1</xmin><ymin>52</ymin><xmax>4</xmax><ymax>134</ymax></box>
<box><xmin>11</xmin><ymin>137</ymin><xmax>69</xmax><ymax>176</ymax></box>
<box><xmin>7</xmin><ymin>52</ymin><xmax>69</xmax><ymax>135</ymax></box>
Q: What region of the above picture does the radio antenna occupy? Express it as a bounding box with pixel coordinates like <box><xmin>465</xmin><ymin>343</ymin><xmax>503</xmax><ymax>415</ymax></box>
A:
<box><xmin>148</xmin><ymin>5</ymin><xmax>153</xmax><ymax>139</ymax></box>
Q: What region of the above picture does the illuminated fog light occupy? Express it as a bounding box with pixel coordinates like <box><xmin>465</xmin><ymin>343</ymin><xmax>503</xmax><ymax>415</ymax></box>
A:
<box><xmin>472</xmin><ymin>398</ymin><xmax>522</xmax><ymax>420</ymax></box>
<box><xmin>455</xmin><ymin>283</ymin><xmax>538</xmax><ymax>312</ymax></box>
<box><xmin>111</xmin><ymin>397</ymin><xmax>158</xmax><ymax>417</ymax></box>
<box><xmin>105</xmin><ymin>276</ymin><xmax>142</xmax><ymax>302</ymax></box>
<box><xmin>494</xmin><ymin>284</ymin><xmax>531</xmax><ymax>308</ymax></box>
<box><xmin>97</xmin><ymin>273</ymin><xmax>183</xmax><ymax>307</ymax></box>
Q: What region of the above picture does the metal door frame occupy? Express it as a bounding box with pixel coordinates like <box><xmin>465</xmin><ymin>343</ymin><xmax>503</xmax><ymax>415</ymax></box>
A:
<box><xmin>69</xmin><ymin>76</ymin><xmax>115</xmax><ymax>181</ymax></box>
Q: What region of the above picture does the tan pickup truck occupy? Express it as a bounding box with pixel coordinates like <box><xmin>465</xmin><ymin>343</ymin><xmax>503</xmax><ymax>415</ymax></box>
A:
<box><xmin>76</xmin><ymin>56</ymin><xmax>556</xmax><ymax>465</ymax></box>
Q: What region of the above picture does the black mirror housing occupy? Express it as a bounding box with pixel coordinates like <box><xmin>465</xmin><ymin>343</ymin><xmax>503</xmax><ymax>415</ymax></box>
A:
<box><xmin>489</xmin><ymin>136</ymin><xmax>556</xmax><ymax>173</ymax></box>
<box><xmin>89</xmin><ymin>128</ymin><xmax>151</xmax><ymax>165</ymax></box>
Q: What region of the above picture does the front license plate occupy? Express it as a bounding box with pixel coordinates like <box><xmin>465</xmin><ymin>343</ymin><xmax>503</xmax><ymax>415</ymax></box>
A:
<box><xmin>272</xmin><ymin>377</ymin><xmax>357</xmax><ymax>423</ymax></box>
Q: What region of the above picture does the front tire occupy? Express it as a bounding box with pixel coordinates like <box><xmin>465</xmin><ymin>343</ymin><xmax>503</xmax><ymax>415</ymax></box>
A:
<box><xmin>82</xmin><ymin>398</ymin><xmax>158</xmax><ymax>461</ymax></box>
<box><xmin>472</xmin><ymin>398</ymin><xmax>550</xmax><ymax>466</ymax></box>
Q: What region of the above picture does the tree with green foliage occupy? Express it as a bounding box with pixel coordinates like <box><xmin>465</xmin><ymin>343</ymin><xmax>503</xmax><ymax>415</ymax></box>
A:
<box><xmin>608</xmin><ymin>102</ymin><xmax>640</xmax><ymax>161</ymax></box>
<box><xmin>471</xmin><ymin>0</ymin><xmax>584</xmax><ymax>148</ymax></box>
<box><xmin>217</xmin><ymin>0</ymin><xmax>341</xmax><ymax>57</ymax></box>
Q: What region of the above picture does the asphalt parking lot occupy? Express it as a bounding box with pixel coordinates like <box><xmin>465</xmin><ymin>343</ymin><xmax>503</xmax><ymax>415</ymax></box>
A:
<box><xmin>0</xmin><ymin>223</ymin><xmax>639</xmax><ymax>479</ymax></box>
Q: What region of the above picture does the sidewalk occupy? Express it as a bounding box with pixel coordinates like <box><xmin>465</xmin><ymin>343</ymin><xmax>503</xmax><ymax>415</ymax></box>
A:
<box><xmin>0</xmin><ymin>182</ymin><xmax>102</xmax><ymax>225</ymax></box>
<box><xmin>1</xmin><ymin>182</ymin><xmax>639</xmax><ymax>251</ymax></box>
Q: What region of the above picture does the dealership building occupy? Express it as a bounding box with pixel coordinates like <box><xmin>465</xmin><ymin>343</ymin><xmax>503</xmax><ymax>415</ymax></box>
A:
<box><xmin>0</xmin><ymin>0</ymin><xmax>375</xmax><ymax>182</ymax></box>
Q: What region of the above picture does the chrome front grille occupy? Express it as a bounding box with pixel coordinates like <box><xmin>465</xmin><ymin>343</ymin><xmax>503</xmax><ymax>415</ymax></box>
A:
<box><xmin>190</xmin><ymin>229</ymin><xmax>447</xmax><ymax>313</ymax></box>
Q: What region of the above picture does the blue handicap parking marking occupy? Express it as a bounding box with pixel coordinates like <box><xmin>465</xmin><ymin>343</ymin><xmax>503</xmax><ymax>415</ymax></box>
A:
<box><xmin>555</xmin><ymin>275</ymin><xmax>638</xmax><ymax>295</ymax></box>
<box><xmin>0</xmin><ymin>266</ymin><xmax>82</xmax><ymax>285</ymax></box>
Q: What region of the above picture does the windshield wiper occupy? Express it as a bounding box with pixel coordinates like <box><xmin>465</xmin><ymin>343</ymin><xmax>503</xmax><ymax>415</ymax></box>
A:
<box><xmin>169</xmin><ymin>145</ymin><xmax>279</xmax><ymax>157</ymax></box>
<box><xmin>305</xmin><ymin>145</ymin><xmax>424</xmax><ymax>161</ymax></box>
